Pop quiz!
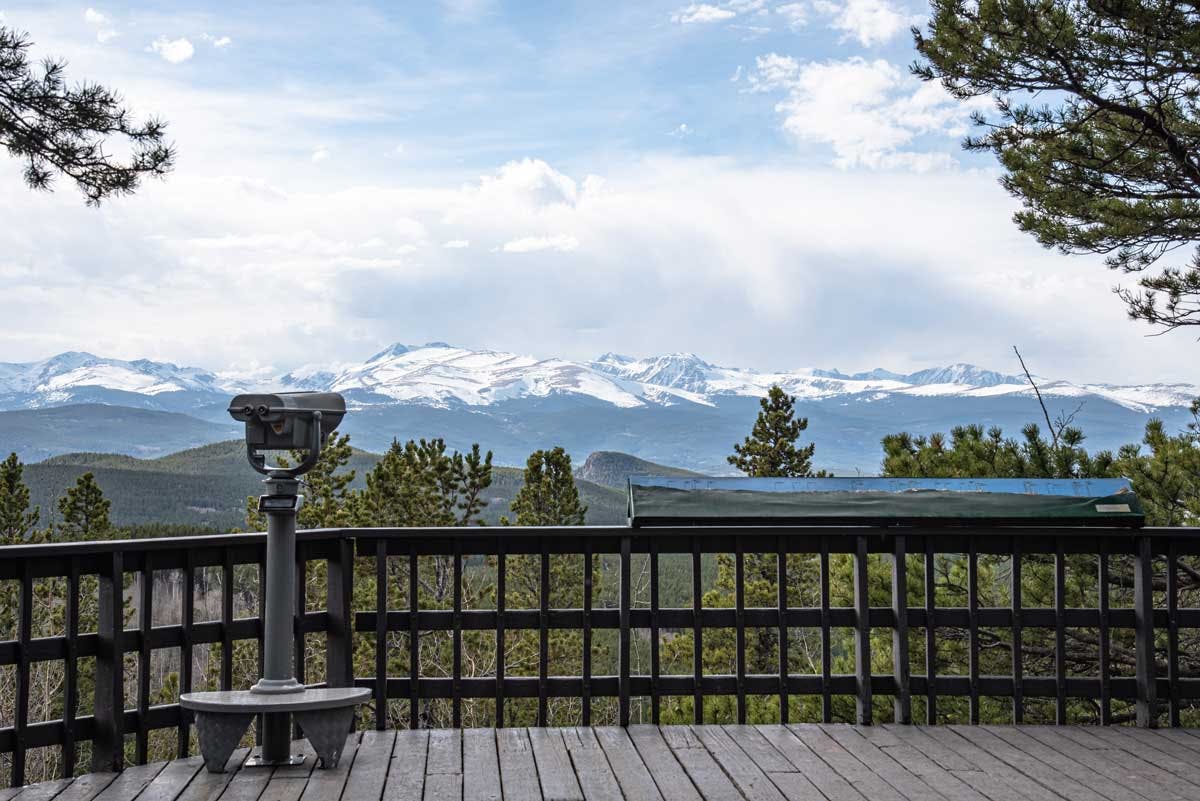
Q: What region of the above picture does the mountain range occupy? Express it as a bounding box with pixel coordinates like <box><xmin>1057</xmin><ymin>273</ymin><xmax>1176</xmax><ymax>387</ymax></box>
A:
<box><xmin>1</xmin><ymin>343</ymin><xmax>1196</xmax><ymax>472</ymax></box>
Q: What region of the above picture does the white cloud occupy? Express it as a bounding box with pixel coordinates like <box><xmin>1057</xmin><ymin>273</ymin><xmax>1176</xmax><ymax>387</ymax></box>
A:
<box><xmin>500</xmin><ymin>234</ymin><xmax>580</xmax><ymax>253</ymax></box>
<box><xmin>730</xmin><ymin>65</ymin><xmax>743</xmax><ymax>82</ymax></box>
<box><xmin>392</xmin><ymin>143</ymin><xmax>405</xmax><ymax>156</ymax></box>
<box><xmin>669</xmin><ymin>123</ymin><xmax>692</xmax><ymax>138</ymax></box>
<box><xmin>776</xmin><ymin>2</ymin><xmax>808</xmax><ymax>30</ymax></box>
<box><xmin>0</xmin><ymin>153</ymin><xmax>1193</xmax><ymax>385</ymax></box>
<box><xmin>672</xmin><ymin>4</ymin><xmax>737</xmax><ymax>24</ymax></box>
<box><xmin>150</xmin><ymin>36</ymin><xmax>195</xmax><ymax>64</ymax></box>
<box><xmin>84</xmin><ymin>7</ymin><xmax>118</xmax><ymax>43</ymax></box>
<box><xmin>750</xmin><ymin>55</ymin><xmax>981</xmax><ymax>169</ymax></box>
<box><xmin>812</xmin><ymin>0</ymin><xmax>915</xmax><ymax>46</ymax></box>
<box><xmin>201</xmin><ymin>34</ymin><xmax>233</xmax><ymax>48</ymax></box>
<box><xmin>443</xmin><ymin>239</ymin><xmax>471</xmax><ymax>249</ymax></box>
<box><xmin>311</xmin><ymin>147</ymin><xmax>331</xmax><ymax>163</ymax></box>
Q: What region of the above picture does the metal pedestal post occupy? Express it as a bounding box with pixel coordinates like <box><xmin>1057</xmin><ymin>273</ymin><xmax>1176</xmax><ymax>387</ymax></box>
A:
<box><xmin>246</xmin><ymin>475</ymin><xmax>306</xmax><ymax>767</ymax></box>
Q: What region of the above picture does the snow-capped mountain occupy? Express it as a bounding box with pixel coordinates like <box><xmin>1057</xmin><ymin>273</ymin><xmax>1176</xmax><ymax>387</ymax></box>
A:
<box><xmin>2</xmin><ymin>343</ymin><xmax>1197</xmax><ymax>471</ymax></box>
<box><xmin>0</xmin><ymin>343</ymin><xmax>1197</xmax><ymax>414</ymax></box>
<box><xmin>0</xmin><ymin>352</ymin><xmax>227</xmax><ymax>406</ymax></box>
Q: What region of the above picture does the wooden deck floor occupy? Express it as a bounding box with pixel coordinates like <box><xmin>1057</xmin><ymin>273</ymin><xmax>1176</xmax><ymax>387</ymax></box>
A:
<box><xmin>8</xmin><ymin>725</ymin><xmax>1200</xmax><ymax>801</ymax></box>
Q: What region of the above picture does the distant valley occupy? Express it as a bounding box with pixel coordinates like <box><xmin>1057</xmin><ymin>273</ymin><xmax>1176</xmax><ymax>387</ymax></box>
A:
<box><xmin>22</xmin><ymin>443</ymin><xmax>667</xmax><ymax>531</ymax></box>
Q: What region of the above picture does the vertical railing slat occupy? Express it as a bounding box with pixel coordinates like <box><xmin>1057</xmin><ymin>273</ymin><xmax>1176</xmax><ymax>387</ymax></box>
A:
<box><xmin>326</xmin><ymin>536</ymin><xmax>353</xmax><ymax>690</ymax></box>
<box><xmin>93</xmin><ymin>551</ymin><xmax>124</xmax><ymax>773</ymax></box>
<box><xmin>1054</xmin><ymin>539</ymin><xmax>1067</xmax><ymax>725</ymax></box>
<box><xmin>820</xmin><ymin>537</ymin><xmax>832</xmax><ymax>724</ymax></box>
<box><xmin>1167</xmin><ymin>541</ymin><xmax>1180</xmax><ymax>728</ymax></box>
<box><xmin>924</xmin><ymin>538</ymin><xmax>937</xmax><ymax>725</ymax></box>
<box><xmin>892</xmin><ymin>535</ymin><xmax>910</xmax><ymax>725</ymax></box>
<box><xmin>1135</xmin><ymin>535</ymin><xmax>1157</xmax><ymax>728</ymax></box>
<box><xmin>968</xmin><ymin>540</ymin><xmax>979</xmax><ymax>726</ymax></box>
<box><xmin>452</xmin><ymin>541</ymin><xmax>463</xmax><ymax>728</ymax></box>
<box><xmin>650</xmin><ymin>540</ymin><xmax>661</xmax><ymax>725</ymax></box>
<box><xmin>854</xmin><ymin>535</ymin><xmax>872</xmax><ymax>725</ymax></box>
<box><xmin>1012</xmin><ymin>538</ymin><xmax>1023</xmax><ymax>724</ymax></box>
<box><xmin>136</xmin><ymin>554</ymin><xmax>153</xmax><ymax>764</ymax></box>
<box><xmin>538</xmin><ymin>541</ymin><xmax>549</xmax><ymax>727</ymax></box>
<box><xmin>63</xmin><ymin>558</ymin><xmax>80</xmax><ymax>777</ymax></box>
<box><xmin>619</xmin><ymin>534</ymin><xmax>631</xmax><ymax>727</ymax></box>
<box><xmin>496</xmin><ymin>540</ymin><xmax>506</xmax><ymax>728</ymax></box>
<box><xmin>409</xmin><ymin>545</ymin><xmax>420</xmax><ymax>728</ymax></box>
<box><xmin>14</xmin><ymin>561</ymin><xmax>32</xmax><ymax>787</ymax></box>
<box><xmin>692</xmin><ymin>538</ymin><xmax>703</xmax><ymax>724</ymax></box>
<box><xmin>179</xmin><ymin>551</ymin><xmax>194</xmax><ymax>758</ymax></box>
<box><xmin>777</xmin><ymin>536</ymin><xmax>789</xmax><ymax>725</ymax></box>
<box><xmin>374</xmin><ymin>540</ymin><xmax>387</xmax><ymax>729</ymax></box>
<box><xmin>734</xmin><ymin>538</ymin><xmax>746</xmax><ymax>726</ymax></box>
<box><xmin>1098</xmin><ymin>542</ymin><xmax>1111</xmax><ymax>725</ymax></box>
<box><xmin>220</xmin><ymin>551</ymin><xmax>233</xmax><ymax>691</ymax></box>
<box><xmin>580</xmin><ymin>541</ymin><xmax>590</xmax><ymax>726</ymax></box>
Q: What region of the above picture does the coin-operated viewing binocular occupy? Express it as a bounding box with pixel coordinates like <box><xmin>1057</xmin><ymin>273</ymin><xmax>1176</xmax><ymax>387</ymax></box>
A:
<box><xmin>227</xmin><ymin>392</ymin><xmax>346</xmax><ymax>478</ymax></box>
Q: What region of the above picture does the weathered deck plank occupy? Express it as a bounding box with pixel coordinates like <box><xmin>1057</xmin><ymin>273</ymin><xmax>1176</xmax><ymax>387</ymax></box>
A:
<box><xmin>462</xmin><ymin>729</ymin><xmax>500</xmax><ymax>801</ymax></box>
<box><xmin>495</xmin><ymin>728</ymin><xmax>539</xmax><ymax>801</ymax></box>
<box><xmin>383</xmin><ymin>730</ymin><xmax>428</xmax><ymax>801</ymax></box>
<box><xmin>13</xmin><ymin>725</ymin><xmax>1200</xmax><ymax>801</ymax></box>
<box><xmin>625</xmin><ymin>726</ymin><xmax>703</xmax><ymax>801</ymax></box>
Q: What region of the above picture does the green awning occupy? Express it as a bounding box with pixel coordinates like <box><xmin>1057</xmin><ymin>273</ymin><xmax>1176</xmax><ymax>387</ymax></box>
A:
<box><xmin>627</xmin><ymin>476</ymin><xmax>1143</xmax><ymax>527</ymax></box>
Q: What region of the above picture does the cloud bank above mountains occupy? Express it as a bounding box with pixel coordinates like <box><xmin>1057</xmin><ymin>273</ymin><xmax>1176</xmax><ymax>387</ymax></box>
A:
<box><xmin>0</xmin><ymin>2</ymin><xmax>1195</xmax><ymax>387</ymax></box>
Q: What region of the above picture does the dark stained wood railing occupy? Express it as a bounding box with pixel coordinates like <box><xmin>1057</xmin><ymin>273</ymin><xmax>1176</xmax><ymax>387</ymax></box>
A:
<box><xmin>1</xmin><ymin>525</ymin><xmax>1199</xmax><ymax>787</ymax></box>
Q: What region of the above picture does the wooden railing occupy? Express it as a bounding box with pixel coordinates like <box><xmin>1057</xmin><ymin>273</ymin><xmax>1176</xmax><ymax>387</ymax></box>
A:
<box><xmin>1</xmin><ymin>525</ymin><xmax>1198</xmax><ymax>787</ymax></box>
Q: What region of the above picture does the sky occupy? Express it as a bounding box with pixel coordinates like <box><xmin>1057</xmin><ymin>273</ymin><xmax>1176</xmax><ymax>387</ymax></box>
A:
<box><xmin>0</xmin><ymin>1</ymin><xmax>1195</xmax><ymax>384</ymax></box>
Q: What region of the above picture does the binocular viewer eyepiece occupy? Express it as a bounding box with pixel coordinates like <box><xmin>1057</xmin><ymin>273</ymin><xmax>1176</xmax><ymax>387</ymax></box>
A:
<box><xmin>227</xmin><ymin>391</ymin><xmax>347</xmax><ymax>479</ymax></box>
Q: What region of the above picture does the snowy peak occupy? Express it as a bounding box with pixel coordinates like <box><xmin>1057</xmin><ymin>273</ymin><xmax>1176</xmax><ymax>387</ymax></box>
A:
<box><xmin>0</xmin><ymin>352</ymin><xmax>226</xmax><ymax>397</ymax></box>
<box><xmin>905</xmin><ymin>363</ymin><xmax>1023</xmax><ymax>387</ymax></box>
<box><xmin>592</xmin><ymin>352</ymin><xmax>714</xmax><ymax>393</ymax></box>
<box><xmin>0</xmin><ymin>346</ymin><xmax>1195</xmax><ymax>415</ymax></box>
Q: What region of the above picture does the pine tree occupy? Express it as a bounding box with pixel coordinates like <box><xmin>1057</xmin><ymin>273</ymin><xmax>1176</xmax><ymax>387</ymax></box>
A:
<box><xmin>728</xmin><ymin>385</ymin><xmax>816</xmax><ymax>477</ymax></box>
<box><xmin>1</xmin><ymin>26</ymin><xmax>174</xmax><ymax>202</ymax></box>
<box><xmin>505</xmin><ymin>447</ymin><xmax>587</xmax><ymax>526</ymax></box>
<box><xmin>57</xmin><ymin>472</ymin><xmax>111</xmax><ymax>541</ymax></box>
<box><xmin>913</xmin><ymin>2</ymin><xmax>1200</xmax><ymax>331</ymax></box>
<box><xmin>0</xmin><ymin>452</ymin><xmax>39</xmax><ymax>544</ymax></box>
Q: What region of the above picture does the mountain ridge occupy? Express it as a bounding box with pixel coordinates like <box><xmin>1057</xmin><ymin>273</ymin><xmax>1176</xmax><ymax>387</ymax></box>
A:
<box><xmin>1</xmin><ymin>344</ymin><xmax>1195</xmax><ymax>473</ymax></box>
<box><xmin>1</xmin><ymin>343</ymin><xmax>1195</xmax><ymax>414</ymax></box>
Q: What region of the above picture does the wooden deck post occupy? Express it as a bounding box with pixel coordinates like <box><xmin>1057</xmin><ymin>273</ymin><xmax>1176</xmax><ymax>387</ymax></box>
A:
<box><xmin>1135</xmin><ymin>535</ymin><xmax>1157</xmax><ymax>728</ymax></box>
<box><xmin>93</xmin><ymin>551</ymin><xmax>125</xmax><ymax>773</ymax></box>
<box><xmin>892</xmin><ymin>535</ymin><xmax>910</xmax><ymax>725</ymax></box>
<box><xmin>854</xmin><ymin>534</ymin><xmax>872</xmax><ymax>725</ymax></box>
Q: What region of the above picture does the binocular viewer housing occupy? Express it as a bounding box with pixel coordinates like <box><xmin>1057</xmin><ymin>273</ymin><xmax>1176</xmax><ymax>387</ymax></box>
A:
<box><xmin>227</xmin><ymin>392</ymin><xmax>346</xmax><ymax>478</ymax></box>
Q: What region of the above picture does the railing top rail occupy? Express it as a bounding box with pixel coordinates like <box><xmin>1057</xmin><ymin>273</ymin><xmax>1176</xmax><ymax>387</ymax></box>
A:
<box><xmin>0</xmin><ymin>524</ymin><xmax>1198</xmax><ymax>560</ymax></box>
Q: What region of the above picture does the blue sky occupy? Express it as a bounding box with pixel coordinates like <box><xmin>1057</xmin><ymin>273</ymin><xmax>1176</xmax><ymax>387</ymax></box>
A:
<box><xmin>0</xmin><ymin>1</ymin><xmax>1195</xmax><ymax>384</ymax></box>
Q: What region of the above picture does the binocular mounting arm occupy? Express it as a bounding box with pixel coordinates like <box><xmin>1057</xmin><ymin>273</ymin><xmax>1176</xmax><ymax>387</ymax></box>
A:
<box><xmin>246</xmin><ymin>410</ymin><xmax>324</xmax><ymax>479</ymax></box>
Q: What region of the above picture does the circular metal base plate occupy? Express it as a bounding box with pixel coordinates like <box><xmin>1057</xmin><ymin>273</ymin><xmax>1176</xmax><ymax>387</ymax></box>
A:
<box><xmin>245</xmin><ymin>752</ymin><xmax>306</xmax><ymax>768</ymax></box>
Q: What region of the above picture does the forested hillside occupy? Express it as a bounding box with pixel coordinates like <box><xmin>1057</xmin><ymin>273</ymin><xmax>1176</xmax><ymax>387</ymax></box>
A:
<box><xmin>22</xmin><ymin>440</ymin><xmax>630</xmax><ymax>529</ymax></box>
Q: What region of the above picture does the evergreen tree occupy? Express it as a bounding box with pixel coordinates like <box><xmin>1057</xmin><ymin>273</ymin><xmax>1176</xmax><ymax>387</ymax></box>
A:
<box><xmin>503</xmin><ymin>447</ymin><xmax>601</xmax><ymax>725</ymax></box>
<box><xmin>881</xmin><ymin>422</ymin><xmax>1115</xmax><ymax>479</ymax></box>
<box><xmin>728</xmin><ymin>385</ymin><xmax>816</xmax><ymax>477</ymax></box>
<box><xmin>1114</xmin><ymin>410</ymin><xmax>1200</xmax><ymax>527</ymax></box>
<box><xmin>505</xmin><ymin>447</ymin><xmax>587</xmax><ymax>526</ymax></box>
<box><xmin>0</xmin><ymin>452</ymin><xmax>39</xmax><ymax>544</ymax></box>
<box><xmin>57</xmin><ymin>471</ymin><xmax>111</xmax><ymax>541</ymax></box>
<box><xmin>913</xmin><ymin>1</ymin><xmax>1200</xmax><ymax>331</ymax></box>
<box><xmin>0</xmin><ymin>25</ymin><xmax>174</xmax><ymax>203</ymax></box>
<box><xmin>358</xmin><ymin>438</ymin><xmax>492</xmax><ymax>528</ymax></box>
